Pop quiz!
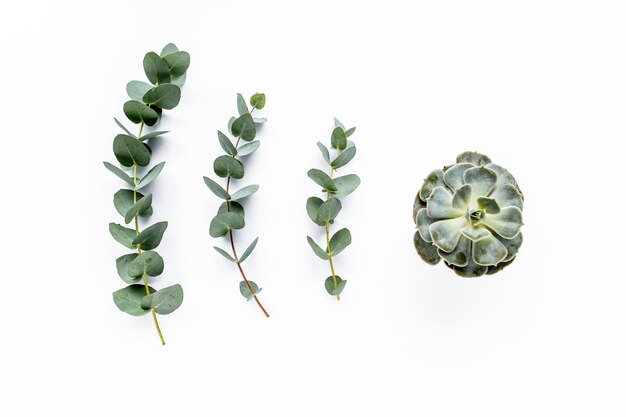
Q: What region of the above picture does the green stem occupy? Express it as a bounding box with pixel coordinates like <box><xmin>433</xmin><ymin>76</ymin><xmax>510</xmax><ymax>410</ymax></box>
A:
<box><xmin>133</xmin><ymin>122</ymin><xmax>166</xmax><ymax>345</ymax></box>
<box><xmin>325</xmin><ymin>167</ymin><xmax>340</xmax><ymax>300</ymax></box>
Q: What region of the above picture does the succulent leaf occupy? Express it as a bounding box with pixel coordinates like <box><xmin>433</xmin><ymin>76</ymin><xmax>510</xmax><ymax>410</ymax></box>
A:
<box><xmin>472</xmin><ymin>234</ymin><xmax>508</xmax><ymax>266</ymax></box>
<box><xmin>481</xmin><ymin>206</ymin><xmax>523</xmax><ymax>239</ymax></box>
<box><xmin>419</xmin><ymin>169</ymin><xmax>445</xmax><ymax>201</ymax></box>
<box><xmin>426</xmin><ymin>187</ymin><xmax>464</xmax><ymax>219</ymax></box>
<box><xmin>443</xmin><ymin>163</ymin><xmax>474</xmax><ymax>191</ymax></box>
<box><xmin>429</xmin><ymin>216</ymin><xmax>467</xmax><ymax>252</ymax></box>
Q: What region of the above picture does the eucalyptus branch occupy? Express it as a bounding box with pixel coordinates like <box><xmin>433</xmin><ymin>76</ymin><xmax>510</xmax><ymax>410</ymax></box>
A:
<box><xmin>104</xmin><ymin>43</ymin><xmax>190</xmax><ymax>344</ymax></box>
<box><xmin>204</xmin><ymin>93</ymin><xmax>270</xmax><ymax>317</ymax></box>
<box><xmin>306</xmin><ymin>118</ymin><xmax>360</xmax><ymax>299</ymax></box>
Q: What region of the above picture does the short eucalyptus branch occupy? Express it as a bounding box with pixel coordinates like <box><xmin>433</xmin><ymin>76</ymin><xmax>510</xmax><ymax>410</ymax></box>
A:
<box><xmin>104</xmin><ymin>43</ymin><xmax>190</xmax><ymax>344</ymax></box>
<box><xmin>204</xmin><ymin>93</ymin><xmax>270</xmax><ymax>317</ymax></box>
<box><xmin>306</xmin><ymin>118</ymin><xmax>360</xmax><ymax>299</ymax></box>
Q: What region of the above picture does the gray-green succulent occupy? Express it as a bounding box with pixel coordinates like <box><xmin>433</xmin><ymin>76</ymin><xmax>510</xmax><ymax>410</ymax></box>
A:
<box><xmin>413</xmin><ymin>151</ymin><xmax>524</xmax><ymax>277</ymax></box>
<box><xmin>104</xmin><ymin>44</ymin><xmax>189</xmax><ymax>344</ymax></box>
<box><xmin>204</xmin><ymin>93</ymin><xmax>270</xmax><ymax>318</ymax></box>
<box><xmin>306</xmin><ymin>118</ymin><xmax>360</xmax><ymax>299</ymax></box>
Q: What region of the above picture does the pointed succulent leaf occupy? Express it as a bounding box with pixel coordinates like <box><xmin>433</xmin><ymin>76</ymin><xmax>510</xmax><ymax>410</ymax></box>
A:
<box><xmin>127</xmin><ymin>250</ymin><xmax>164</xmax><ymax>277</ymax></box>
<box><xmin>250</xmin><ymin>93</ymin><xmax>266</xmax><ymax>110</ymax></box>
<box><xmin>307</xmin><ymin>236</ymin><xmax>328</xmax><ymax>260</ymax></box>
<box><xmin>419</xmin><ymin>169</ymin><xmax>445</xmax><ymax>200</ymax></box>
<box><xmin>209</xmin><ymin>212</ymin><xmax>245</xmax><ymax>238</ymax></box>
<box><xmin>317</xmin><ymin>142</ymin><xmax>330</xmax><ymax>164</ymax></box>
<box><xmin>331</xmin><ymin>146</ymin><xmax>356</xmax><ymax>169</ymax></box>
<box><xmin>330</xmin><ymin>127</ymin><xmax>347</xmax><ymax>150</ymax></box>
<box><xmin>413</xmin><ymin>231</ymin><xmax>441</xmax><ymax>265</ymax></box>
<box><xmin>306</xmin><ymin>197</ymin><xmax>324</xmax><ymax>225</ymax></box>
<box><xmin>104</xmin><ymin>162</ymin><xmax>134</xmax><ymax>185</ymax></box>
<box><xmin>329</xmin><ymin>228</ymin><xmax>351</xmax><ymax>256</ymax></box>
<box><xmin>214</xmin><ymin>246</ymin><xmax>236</xmax><ymax>262</ymax></box>
<box><xmin>477</xmin><ymin>196</ymin><xmax>500</xmax><ymax>214</ymax></box>
<box><xmin>239</xmin><ymin>237</ymin><xmax>259</xmax><ymax>263</ymax></box>
<box><xmin>124</xmin><ymin>193</ymin><xmax>152</xmax><ymax>224</ymax></box>
<box><xmin>332</xmin><ymin>174</ymin><xmax>360</xmax><ymax>197</ymax></box>
<box><xmin>132</xmin><ymin>221</ymin><xmax>168</xmax><ymax>250</ymax></box>
<box><xmin>113</xmin><ymin>284</ymin><xmax>155</xmax><ymax>316</ymax></box>
<box><xmin>116</xmin><ymin>253</ymin><xmax>141</xmax><ymax>284</ymax></box>
<box><xmin>136</xmin><ymin>162</ymin><xmax>165</xmax><ymax>190</ymax></box>
<box><xmin>123</xmin><ymin>100</ymin><xmax>159</xmax><ymax>126</ymax></box>
<box><xmin>203</xmin><ymin>176</ymin><xmax>230</xmax><ymax>200</ymax></box>
<box><xmin>429</xmin><ymin>216</ymin><xmax>467</xmax><ymax>253</ymax></box>
<box><xmin>113</xmin><ymin>134</ymin><xmax>151</xmax><ymax>167</ymax></box>
<box><xmin>325</xmin><ymin>276</ymin><xmax>347</xmax><ymax>296</ymax></box>
<box><xmin>142</xmin><ymin>84</ymin><xmax>181</xmax><ymax>110</ymax></box>
<box><xmin>316</xmin><ymin>198</ymin><xmax>342</xmax><ymax>224</ymax></box>
<box><xmin>307</xmin><ymin>169</ymin><xmax>337</xmax><ymax>191</ymax></box>
<box><xmin>213</xmin><ymin>155</ymin><xmax>244</xmax><ymax>179</ymax></box>
<box><xmin>162</xmin><ymin>51</ymin><xmax>190</xmax><ymax>77</ymax></box>
<box><xmin>143</xmin><ymin>51</ymin><xmax>170</xmax><ymax>84</ymax></box>
<box><xmin>239</xmin><ymin>281</ymin><xmax>261</xmax><ymax>301</ymax></box>
<box><xmin>444</xmin><ymin>163</ymin><xmax>474</xmax><ymax>191</ymax></box>
<box><xmin>472</xmin><ymin>234</ymin><xmax>508</xmax><ymax>266</ymax></box>
<box><xmin>426</xmin><ymin>187</ymin><xmax>464</xmax><ymax>219</ymax></box>
<box><xmin>141</xmin><ymin>284</ymin><xmax>183</xmax><ymax>315</ymax></box>
<box><xmin>482</xmin><ymin>206</ymin><xmax>523</xmax><ymax>239</ymax></box>
<box><xmin>230</xmin><ymin>184</ymin><xmax>259</xmax><ymax>201</ymax></box>
<box><xmin>237</xmin><ymin>141</ymin><xmax>260</xmax><ymax>156</ymax></box>
<box><xmin>231</xmin><ymin>113</ymin><xmax>256</xmax><ymax>141</ymax></box>
<box><xmin>109</xmin><ymin>223</ymin><xmax>137</xmax><ymax>249</ymax></box>
<box><xmin>218</xmin><ymin>130</ymin><xmax>237</xmax><ymax>156</ymax></box>
<box><xmin>452</xmin><ymin>184</ymin><xmax>472</xmax><ymax>210</ymax></box>
<box><xmin>126</xmin><ymin>80</ymin><xmax>153</xmax><ymax>101</ymax></box>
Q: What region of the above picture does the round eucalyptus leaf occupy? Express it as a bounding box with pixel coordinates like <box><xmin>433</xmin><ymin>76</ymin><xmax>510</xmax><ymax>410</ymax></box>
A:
<box><xmin>250</xmin><ymin>93</ymin><xmax>266</xmax><ymax>110</ymax></box>
<box><xmin>113</xmin><ymin>134</ymin><xmax>151</xmax><ymax>167</ymax></box>
<box><xmin>239</xmin><ymin>280</ymin><xmax>261</xmax><ymax>301</ymax></box>
<box><xmin>213</xmin><ymin>155</ymin><xmax>244</xmax><ymax>179</ymax></box>
<box><xmin>324</xmin><ymin>275</ymin><xmax>347</xmax><ymax>296</ymax></box>
<box><xmin>126</xmin><ymin>80</ymin><xmax>153</xmax><ymax>101</ymax></box>
<box><xmin>124</xmin><ymin>193</ymin><xmax>153</xmax><ymax>224</ymax></box>
<box><xmin>307</xmin><ymin>169</ymin><xmax>337</xmax><ymax>192</ymax></box>
<box><xmin>331</xmin><ymin>146</ymin><xmax>356</xmax><ymax>169</ymax></box>
<box><xmin>127</xmin><ymin>250</ymin><xmax>164</xmax><ymax>277</ymax></box>
<box><xmin>160</xmin><ymin>43</ymin><xmax>179</xmax><ymax>57</ymax></box>
<box><xmin>132</xmin><ymin>221</ymin><xmax>168</xmax><ymax>250</ymax></box>
<box><xmin>123</xmin><ymin>100</ymin><xmax>159</xmax><ymax>126</ymax></box>
<box><xmin>109</xmin><ymin>223</ymin><xmax>137</xmax><ymax>249</ymax></box>
<box><xmin>306</xmin><ymin>196</ymin><xmax>324</xmax><ymax>225</ymax></box>
<box><xmin>113</xmin><ymin>284</ymin><xmax>155</xmax><ymax>316</ymax></box>
<box><xmin>217</xmin><ymin>201</ymin><xmax>244</xmax><ymax>218</ymax></box>
<box><xmin>331</xmin><ymin>127</ymin><xmax>347</xmax><ymax>150</ymax></box>
<box><xmin>143</xmin><ymin>51</ymin><xmax>171</xmax><ymax>84</ymax></box>
<box><xmin>140</xmin><ymin>284</ymin><xmax>183</xmax><ymax>315</ymax></box>
<box><xmin>142</xmin><ymin>84</ymin><xmax>181</xmax><ymax>110</ymax></box>
<box><xmin>113</xmin><ymin>189</ymin><xmax>152</xmax><ymax>219</ymax></box>
<box><xmin>162</xmin><ymin>51</ymin><xmax>190</xmax><ymax>77</ymax></box>
<box><xmin>231</xmin><ymin>113</ymin><xmax>256</xmax><ymax>141</ymax></box>
<box><xmin>237</xmin><ymin>141</ymin><xmax>260</xmax><ymax>156</ymax></box>
<box><xmin>116</xmin><ymin>253</ymin><xmax>141</xmax><ymax>284</ymax></box>
<box><xmin>170</xmin><ymin>73</ymin><xmax>186</xmax><ymax>87</ymax></box>
<box><xmin>332</xmin><ymin>174</ymin><xmax>361</xmax><ymax>197</ymax></box>
<box><xmin>316</xmin><ymin>198</ymin><xmax>342</xmax><ymax>224</ymax></box>
<box><xmin>329</xmin><ymin>228</ymin><xmax>352</xmax><ymax>256</ymax></box>
<box><xmin>209</xmin><ymin>212</ymin><xmax>245</xmax><ymax>238</ymax></box>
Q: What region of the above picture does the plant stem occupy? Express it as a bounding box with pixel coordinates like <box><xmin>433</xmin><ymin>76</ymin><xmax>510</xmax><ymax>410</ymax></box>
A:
<box><xmin>222</xmin><ymin>112</ymin><xmax>269</xmax><ymax>318</ymax></box>
<box><xmin>133</xmin><ymin>122</ymin><xmax>166</xmax><ymax>345</ymax></box>
<box><xmin>325</xmin><ymin>167</ymin><xmax>340</xmax><ymax>300</ymax></box>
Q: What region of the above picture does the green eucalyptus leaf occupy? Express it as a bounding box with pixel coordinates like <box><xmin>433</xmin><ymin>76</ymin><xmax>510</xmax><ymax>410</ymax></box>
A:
<box><xmin>126</xmin><ymin>80</ymin><xmax>153</xmax><ymax>101</ymax></box>
<box><xmin>324</xmin><ymin>276</ymin><xmax>347</xmax><ymax>296</ymax></box>
<box><xmin>113</xmin><ymin>189</ymin><xmax>152</xmax><ymax>219</ymax></box>
<box><xmin>139</xmin><ymin>130</ymin><xmax>169</xmax><ymax>142</ymax></box>
<box><xmin>113</xmin><ymin>284</ymin><xmax>155</xmax><ymax>316</ymax></box>
<box><xmin>239</xmin><ymin>280</ymin><xmax>261</xmax><ymax>301</ymax></box>
<box><xmin>217</xmin><ymin>201</ymin><xmax>244</xmax><ymax>218</ymax></box>
<box><xmin>332</xmin><ymin>174</ymin><xmax>360</xmax><ymax>197</ymax></box>
<box><xmin>113</xmin><ymin>134</ymin><xmax>151</xmax><ymax>167</ymax></box>
<box><xmin>306</xmin><ymin>196</ymin><xmax>324</xmax><ymax>225</ymax></box>
<box><xmin>136</xmin><ymin>162</ymin><xmax>165</xmax><ymax>190</ymax></box>
<box><xmin>333</xmin><ymin>118</ymin><xmax>345</xmax><ymax>130</ymax></box>
<box><xmin>124</xmin><ymin>193</ymin><xmax>153</xmax><ymax>224</ymax></box>
<box><xmin>253</xmin><ymin>117</ymin><xmax>268</xmax><ymax>124</ymax></box>
<box><xmin>317</xmin><ymin>142</ymin><xmax>330</xmax><ymax>164</ymax></box>
<box><xmin>141</xmin><ymin>284</ymin><xmax>184</xmax><ymax>315</ymax></box>
<box><xmin>214</xmin><ymin>246</ymin><xmax>236</xmax><ymax>262</ymax></box>
<box><xmin>250</xmin><ymin>93</ymin><xmax>266</xmax><ymax>110</ymax></box>
<box><xmin>307</xmin><ymin>236</ymin><xmax>328</xmax><ymax>260</ymax></box>
<box><xmin>329</xmin><ymin>228</ymin><xmax>351</xmax><ymax>256</ymax></box>
<box><xmin>160</xmin><ymin>43</ymin><xmax>178</xmax><ymax>57</ymax></box>
<box><xmin>103</xmin><ymin>162</ymin><xmax>133</xmax><ymax>186</ymax></box>
<box><xmin>132</xmin><ymin>221</ymin><xmax>168</xmax><ymax>250</ymax></box>
<box><xmin>213</xmin><ymin>155</ymin><xmax>244</xmax><ymax>179</ymax></box>
<box><xmin>331</xmin><ymin>127</ymin><xmax>347</xmax><ymax>150</ymax></box>
<box><xmin>143</xmin><ymin>51</ymin><xmax>171</xmax><ymax>84</ymax></box>
<box><xmin>316</xmin><ymin>198</ymin><xmax>342</xmax><ymax>224</ymax></box>
<box><xmin>203</xmin><ymin>176</ymin><xmax>230</xmax><ymax>199</ymax></box>
<box><xmin>162</xmin><ymin>51</ymin><xmax>190</xmax><ymax>77</ymax></box>
<box><xmin>231</xmin><ymin>113</ymin><xmax>256</xmax><ymax>141</ymax></box>
<box><xmin>209</xmin><ymin>212</ymin><xmax>245</xmax><ymax>238</ymax></box>
<box><xmin>109</xmin><ymin>223</ymin><xmax>137</xmax><ymax>249</ymax></box>
<box><xmin>116</xmin><ymin>253</ymin><xmax>141</xmax><ymax>284</ymax></box>
<box><xmin>218</xmin><ymin>130</ymin><xmax>237</xmax><ymax>156</ymax></box>
<box><xmin>237</xmin><ymin>141</ymin><xmax>260</xmax><ymax>156</ymax></box>
<box><xmin>237</xmin><ymin>93</ymin><xmax>249</xmax><ymax>115</ymax></box>
<box><xmin>239</xmin><ymin>237</ymin><xmax>258</xmax><ymax>264</ymax></box>
<box><xmin>114</xmin><ymin>117</ymin><xmax>135</xmax><ymax>137</ymax></box>
<box><xmin>230</xmin><ymin>184</ymin><xmax>259</xmax><ymax>201</ymax></box>
<box><xmin>307</xmin><ymin>169</ymin><xmax>337</xmax><ymax>192</ymax></box>
<box><xmin>331</xmin><ymin>146</ymin><xmax>356</xmax><ymax>169</ymax></box>
<box><xmin>228</xmin><ymin>117</ymin><xmax>237</xmax><ymax>135</ymax></box>
<box><xmin>127</xmin><ymin>250</ymin><xmax>164</xmax><ymax>277</ymax></box>
<box><xmin>345</xmin><ymin>127</ymin><xmax>356</xmax><ymax>137</ymax></box>
<box><xmin>142</xmin><ymin>84</ymin><xmax>181</xmax><ymax>110</ymax></box>
<box><xmin>123</xmin><ymin>100</ymin><xmax>159</xmax><ymax>126</ymax></box>
<box><xmin>170</xmin><ymin>73</ymin><xmax>186</xmax><ymax>87</ymax></box>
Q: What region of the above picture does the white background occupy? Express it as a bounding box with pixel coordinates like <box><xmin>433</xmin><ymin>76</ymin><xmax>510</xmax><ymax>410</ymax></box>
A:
<box><xmin>1</xmin><ymin>1</ymin><xmax>625</xmax><ymax>416</ymax></box>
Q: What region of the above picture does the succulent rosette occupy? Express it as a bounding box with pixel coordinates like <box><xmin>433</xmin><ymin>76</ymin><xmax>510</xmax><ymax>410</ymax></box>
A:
<box><xmin>413</xmin><ymin>152</ymin><xmax>524</xmax><ymax>277</ymax></box>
